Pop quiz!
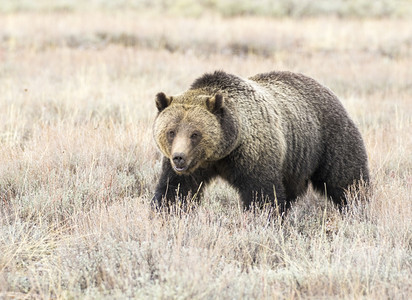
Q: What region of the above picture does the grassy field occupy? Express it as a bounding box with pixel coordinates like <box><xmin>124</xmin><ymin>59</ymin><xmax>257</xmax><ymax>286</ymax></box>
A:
<box><xmin>0</xmin><ymin>5</ymin><xmax>411</xmax><ymax>300</ymax></box>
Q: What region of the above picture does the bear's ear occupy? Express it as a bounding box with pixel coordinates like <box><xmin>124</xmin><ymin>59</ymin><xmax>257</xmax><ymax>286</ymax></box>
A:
<box><xmin>206</xmin><ymin>94</ymin><xmax>224</xmax><ymax>113</ymax></box>
<box><xmin>155</xmin><ymin>92</ymin><xmax>173</xmax><ymax>112</ymax></box>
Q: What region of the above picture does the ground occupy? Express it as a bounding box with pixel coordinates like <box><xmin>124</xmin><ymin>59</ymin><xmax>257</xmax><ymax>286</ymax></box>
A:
<box><xmin>0</xmin><ymin>3</ymin><xmax>411</xmax><ymax>299</ymax></box>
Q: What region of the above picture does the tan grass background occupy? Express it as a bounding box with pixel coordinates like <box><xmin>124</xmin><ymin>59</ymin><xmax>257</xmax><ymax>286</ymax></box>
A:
<box><xmin>0</xmin><ymin>4</ymin><xmax>411</xmax><ymax>299</ymax></box>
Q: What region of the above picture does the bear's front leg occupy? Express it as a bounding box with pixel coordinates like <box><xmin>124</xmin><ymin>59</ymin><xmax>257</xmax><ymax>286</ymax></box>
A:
<box><xmin>152</xmin><ymin>157</ymin><xmax>210</xmax><ymax>209</ymax></box>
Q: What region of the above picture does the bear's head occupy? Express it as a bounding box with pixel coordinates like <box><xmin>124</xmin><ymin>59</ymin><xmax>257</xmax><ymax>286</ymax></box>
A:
<box><xmin>153</xmin><ymin>90</ymin><xmax>237</xmax><ymax>175</ymax></box>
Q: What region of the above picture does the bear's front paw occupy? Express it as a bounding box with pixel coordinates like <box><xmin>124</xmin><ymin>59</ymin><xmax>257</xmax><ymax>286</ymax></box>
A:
<box><xmin>151</xmin><ymin>191</ymin><xmax>164</xmax><ymax>211</ymax></box>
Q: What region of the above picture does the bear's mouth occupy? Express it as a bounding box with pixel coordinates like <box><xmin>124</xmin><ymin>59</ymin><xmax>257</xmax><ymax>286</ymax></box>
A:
<box><xmin>171</xmin><ymin>160</ymin><xmax>191</xmax><ymax>174</ymax></box>
<box><xmin>173</xmin><ymin>165</ymin><xmax>188</xmax><ymax>173</ymax></box>
<box><xmin>171</xmin><ymin>160</ymin><xmax>198</xmax><ymax>174</ymax></box>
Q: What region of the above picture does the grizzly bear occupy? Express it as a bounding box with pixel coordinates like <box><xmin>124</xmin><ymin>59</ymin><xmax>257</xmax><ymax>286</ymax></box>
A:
<box><xmin>152</xmin><ymin>70</ymin><xmax>369</xmax><ymax>214</ymax></box>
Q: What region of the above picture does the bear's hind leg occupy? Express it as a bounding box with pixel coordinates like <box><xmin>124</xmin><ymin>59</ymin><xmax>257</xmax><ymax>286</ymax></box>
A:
<box><xmin>312</xmin><ymin>180</ymin><xmax>347</xmax><ymax>208</ymax></box>
<box><xmin>311</xmin><ymin>161</ymin><xmax>369</xmax><ymax>210</ymax></box>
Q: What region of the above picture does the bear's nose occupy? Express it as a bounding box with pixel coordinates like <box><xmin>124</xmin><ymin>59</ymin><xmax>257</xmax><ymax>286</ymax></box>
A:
<box><xmin>172</xmin><ymin>153</ymin><xmax>186</xmax><ymax>169</ymax></box>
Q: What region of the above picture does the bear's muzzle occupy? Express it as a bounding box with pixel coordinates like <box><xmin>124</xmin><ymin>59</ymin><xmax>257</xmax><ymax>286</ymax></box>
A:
<box><xmin>172</xmin><ymin>152</ymin><xmax>188</xmax><ymax>172</ymax></box>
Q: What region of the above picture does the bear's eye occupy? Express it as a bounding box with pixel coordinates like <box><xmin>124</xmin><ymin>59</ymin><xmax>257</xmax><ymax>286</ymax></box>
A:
<box><xmin>167</xmin><ymin>130</ymin><xmax>175</xmax><ymax>140</ymax></box>
<box><xmin>190</xmin><ymin>132</ymin><xmax>201</xmax><ymax>141</ymax></box>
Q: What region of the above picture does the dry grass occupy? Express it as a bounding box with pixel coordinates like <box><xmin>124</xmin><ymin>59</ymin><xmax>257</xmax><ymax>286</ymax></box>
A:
<box><xmin>0</xmin><ymin>10</ymin><xmax>411</xmax><ymax>299</ymax></box>
<box><xmin>2</xmin><ymin>0</ymin><xmax>412</xmax><ymax>18</ymax></box>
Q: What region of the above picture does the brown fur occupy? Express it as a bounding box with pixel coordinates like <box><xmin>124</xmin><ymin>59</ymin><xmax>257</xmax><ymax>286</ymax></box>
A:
<box><xmin>152</xmin><ymin>70</ymin><xmax>369</xmax><ymax>214</ymax></box>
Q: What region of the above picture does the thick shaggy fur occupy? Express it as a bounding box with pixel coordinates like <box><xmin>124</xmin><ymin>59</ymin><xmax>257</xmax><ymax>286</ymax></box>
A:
<box><xmin>152</xmin><ymin>70</ymin><xmax>369</xmax><ymax>213</ymax></box>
